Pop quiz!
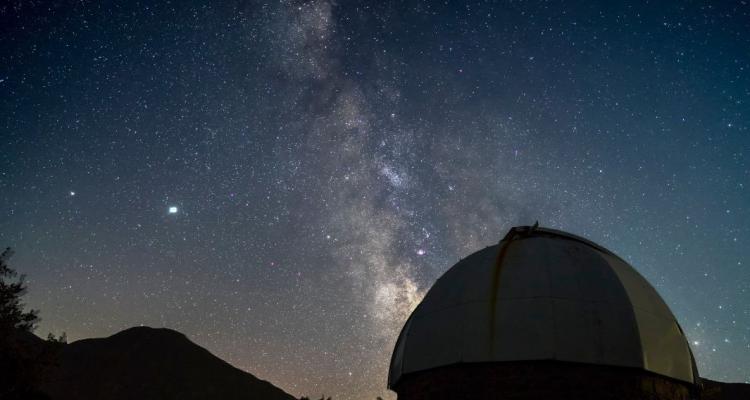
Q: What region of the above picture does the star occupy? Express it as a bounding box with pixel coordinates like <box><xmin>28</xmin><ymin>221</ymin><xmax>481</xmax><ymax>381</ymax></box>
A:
<box><xmin>3</xmin><ymin>2</ymin><xmax>748</xmax><ymax>399</ymax></box>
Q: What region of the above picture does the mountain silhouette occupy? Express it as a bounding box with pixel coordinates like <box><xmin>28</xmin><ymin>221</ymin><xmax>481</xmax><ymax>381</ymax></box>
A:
<box><xmin>40</xmin><ymin>326</ymin><xmax>296</xmax><ymax>400</ymax></box>
<box><xmin>10</xmin><ymin>325</ymin><xmax>748</xmax><ymax>400</ymax></box>
<box><xmin>701</xmin><ymin>378</ymin><xmax>750</xmax><ymax>400</ymax></box>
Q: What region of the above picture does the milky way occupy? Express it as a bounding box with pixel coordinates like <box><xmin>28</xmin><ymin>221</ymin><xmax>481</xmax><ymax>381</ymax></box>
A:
<box><xmin>1</xmin><ymin>2</ymin><xmax>749</xmax><ymax>399</ymax></box>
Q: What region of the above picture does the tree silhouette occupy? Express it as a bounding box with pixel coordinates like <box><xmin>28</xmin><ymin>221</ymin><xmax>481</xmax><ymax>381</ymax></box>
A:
<box><xmin>0</xmin><ymin>247</ymin><xmax>51</xmax><ymax>399</ymax></box>
<box><xmin>46</xmin><ymin>332</ymin><xmax>67</xmax><ymax>344</ymax></box>
<box><xmin>0</xmin><ymin>247</ymin><xmax>39</xmax><ymax>332</ymax></box>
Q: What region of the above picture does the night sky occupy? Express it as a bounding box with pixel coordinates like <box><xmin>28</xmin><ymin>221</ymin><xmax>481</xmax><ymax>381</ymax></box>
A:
<box><xmin>1</xmin><ymin>1</ymin><xmax>749</xmax><ymax>399</ymax></box>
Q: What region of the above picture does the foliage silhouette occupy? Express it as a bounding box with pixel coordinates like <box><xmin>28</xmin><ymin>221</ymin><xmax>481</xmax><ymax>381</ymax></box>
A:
<box><xmin>0</xmin><ymin>247</ymin><xmax>55</xmax><ymax>400</ymax></box>
<box><xmin>46</xmin><ymin>332</ymin><xmax>68</xmax><ymax>344</ymax></box>
<box><xmin>0</xmin><ymin>247</ymin><xmax>38</xmax><ymax>332</ymax></box>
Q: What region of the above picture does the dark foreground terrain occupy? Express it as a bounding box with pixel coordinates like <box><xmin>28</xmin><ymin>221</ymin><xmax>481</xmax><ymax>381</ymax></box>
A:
<box><xmin>7</xmin><ymin>326</ymin><xmax>749</xmax><ymax>400</ymax></box>
<box><xmin>701</xmin><ymin>378</ymin><xmax>750</xmax><ymax>400</ymax></box>
<box><xmin>24</xmin><ymin>327</ymin><xmax>295</xmax><ymax>400</ymax></box>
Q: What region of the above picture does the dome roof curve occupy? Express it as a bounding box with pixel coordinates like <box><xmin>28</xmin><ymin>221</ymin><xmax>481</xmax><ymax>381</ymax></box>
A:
<box><xmin>388</xmin><ymin>226</ymin><xmax>698</xmax><ymax>388</ymax></box>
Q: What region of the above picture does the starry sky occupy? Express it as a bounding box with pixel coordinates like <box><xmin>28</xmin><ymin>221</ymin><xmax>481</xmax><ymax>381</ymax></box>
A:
<box><xmin>1</xmin><ymin>1</ymin><xmax>748</xmax><ymax>398</ymax></box>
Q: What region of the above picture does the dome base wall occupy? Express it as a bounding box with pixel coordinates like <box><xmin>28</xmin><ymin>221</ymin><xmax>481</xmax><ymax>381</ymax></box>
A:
<box><xmin>392</xmin><ymin>361</ymin><xmax>693</xmax><ymax>400</ymax></box>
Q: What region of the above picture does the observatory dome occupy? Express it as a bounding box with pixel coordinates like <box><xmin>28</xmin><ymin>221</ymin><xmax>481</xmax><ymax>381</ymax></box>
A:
<box><xmin>388</xmin><ymin>226</ymin><xmax>697</xmax><ymax>389</ymax></box>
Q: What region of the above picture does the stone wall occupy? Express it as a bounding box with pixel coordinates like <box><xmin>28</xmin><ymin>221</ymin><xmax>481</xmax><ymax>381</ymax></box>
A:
<box><xmin>392</xmin><ymin>361</ymin><xmax>695</xmax><ymax>400</ymax></box>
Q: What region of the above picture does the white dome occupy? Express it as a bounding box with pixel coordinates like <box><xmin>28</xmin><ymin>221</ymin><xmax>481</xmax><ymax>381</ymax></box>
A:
<box><xmin>389</xmin><ymin>226</ymin><xmax>697</xmax><ymax>387</ymax></box>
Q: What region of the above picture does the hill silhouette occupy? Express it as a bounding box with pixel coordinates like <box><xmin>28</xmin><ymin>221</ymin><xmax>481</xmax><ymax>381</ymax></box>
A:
<box><xmin>701</xmin><ymin>378</ymin><xmax>750</xmax><ymax>400</ymax></box>
<box><xmin>40</xmin><ymin>326</ymin><xmax>296</xmax><ymax>400</ymax></box>
<box><xmin>10</xmin><ymin>325</ymin><xmax>748</xmax><ymax>400</ymax></box>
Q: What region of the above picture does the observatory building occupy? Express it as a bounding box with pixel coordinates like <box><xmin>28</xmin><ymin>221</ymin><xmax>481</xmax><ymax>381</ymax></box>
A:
<box><xmin>388</xmin><ymin>225</ymin><xmax>698</xmax><ymax>400</ymax></box>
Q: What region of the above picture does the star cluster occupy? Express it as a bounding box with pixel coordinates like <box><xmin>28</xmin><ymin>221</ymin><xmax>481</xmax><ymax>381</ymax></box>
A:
<box><xmin>1</xmin><ymin>1</ymin><xmax>748</xmax><ymax>399</ymax></box>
